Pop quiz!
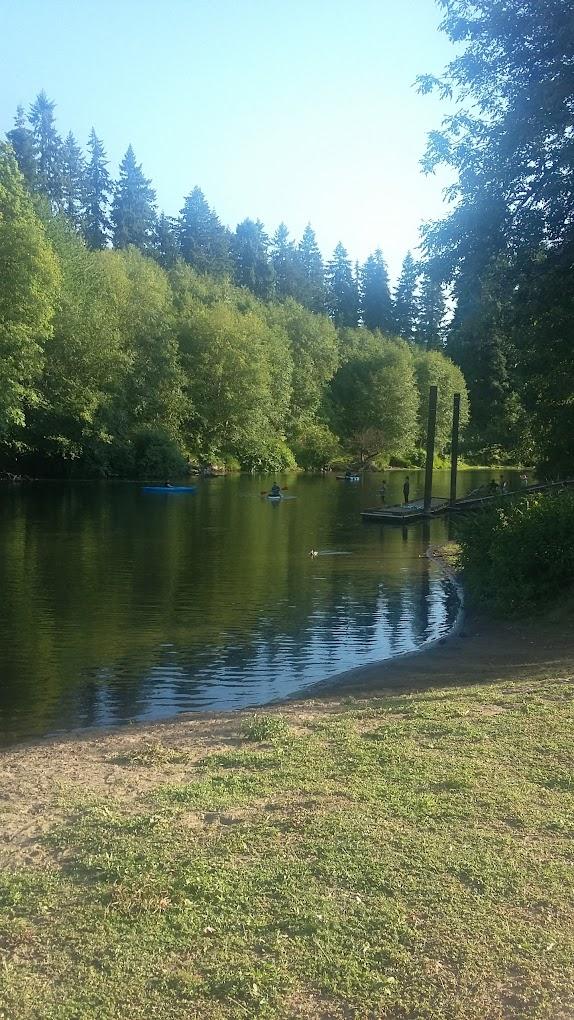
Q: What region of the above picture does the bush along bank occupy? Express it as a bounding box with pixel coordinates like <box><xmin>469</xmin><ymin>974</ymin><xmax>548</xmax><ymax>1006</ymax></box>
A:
<box><xmin>455</xmin><ymin>490</ymin><xmax>574</xmax><ymax>614</ymax></box>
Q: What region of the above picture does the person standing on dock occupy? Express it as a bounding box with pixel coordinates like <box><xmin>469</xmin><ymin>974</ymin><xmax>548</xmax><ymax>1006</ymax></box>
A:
<box><xmin>379</xmin><ymin>479</ymin><xmax>387</xmax><ymax>503</ymax></box>
<box><xmin>403</xmin><ymin>476</ymin><xmax>410</xmax><ymax>504</ymax></box>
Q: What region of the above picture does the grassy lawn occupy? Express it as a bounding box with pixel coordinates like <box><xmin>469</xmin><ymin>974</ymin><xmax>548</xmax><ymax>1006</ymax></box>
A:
<box><xmin>1</xmin><ymin>679</ymin><xmax>573</xmax><ymax>1019</ymax></box>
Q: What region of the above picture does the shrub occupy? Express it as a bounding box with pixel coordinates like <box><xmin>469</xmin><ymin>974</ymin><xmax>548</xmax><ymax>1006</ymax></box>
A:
<box><xmin>240</xmin><ymin>714</ymin><xmax>290</xmax><ymax>742</ymax></box>
<box><xmin>130</xmin><ymin>426</ymin><xmax>188</xmax><ymax>479</ymax></box>
<box><xmin>456</xmin><ymin>490</ymin><xmax>574</xmax><ymax>614</ymax></box>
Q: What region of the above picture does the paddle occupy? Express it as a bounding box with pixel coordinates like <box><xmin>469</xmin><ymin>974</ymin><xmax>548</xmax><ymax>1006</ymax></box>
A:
<box><xmin>261</xmin><ymin>487</ymin><xmax>289</xmax><ymax>494</ymax></box>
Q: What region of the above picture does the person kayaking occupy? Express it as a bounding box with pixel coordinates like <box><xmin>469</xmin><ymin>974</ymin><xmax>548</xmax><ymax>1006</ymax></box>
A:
<box><xmin>270</xmin><ymin>483</ymin><xmax>281</xmax><ymax>497</ymax></box>
<box><xmin>403</xmin><ymin>476</ymin><xmax>410</xmax><ymax>504</ymax></box>
<box><xmin>164</xmin><ymin>479</ymin><xmax>173</xmax><ymax>488</ymax></box>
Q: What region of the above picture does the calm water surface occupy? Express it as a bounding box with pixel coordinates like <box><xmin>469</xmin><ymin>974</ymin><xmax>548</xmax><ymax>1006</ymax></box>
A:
<box><xmin>0</xmin><ymin>470</ymin><xmax>520</xmax><ymax>743</ymax></box>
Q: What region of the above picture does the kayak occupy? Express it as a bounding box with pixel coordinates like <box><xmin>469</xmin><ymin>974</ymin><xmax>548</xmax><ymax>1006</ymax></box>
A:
<box><xmin>142</xmin><ymin>485</ymin><xmax>197</xmax><ymax>494</ymax></box>
<box><xmin>267</xmin><ymin>494</ymin><xmax>282</xmax><ymax>502</ymax></box>
<box><xmin>336</xmin><ymin>474</ymin><xmax>360</xmax><ymax>482</ymax></box>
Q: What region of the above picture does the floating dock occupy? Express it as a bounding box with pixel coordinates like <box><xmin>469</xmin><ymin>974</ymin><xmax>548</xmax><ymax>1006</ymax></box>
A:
<box><xmin>361</xmin><ymin>497</ymin><xmax>449</xmax><ymax>522</ymax></box>
<box><xmin>361</xmin><ymin>479</ymin><xmax>574</xmax><ymax>523</ymax></box>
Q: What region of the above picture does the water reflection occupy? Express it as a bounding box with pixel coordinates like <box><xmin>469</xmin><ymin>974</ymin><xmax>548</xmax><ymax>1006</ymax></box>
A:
<box><xmin>0</xmin><ymin>471</ymin><xmax>514</xmax><ymax>743</ymax></box>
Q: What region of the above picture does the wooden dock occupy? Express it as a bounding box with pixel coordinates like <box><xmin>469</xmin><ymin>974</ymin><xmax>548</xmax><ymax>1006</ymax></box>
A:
<box><xmin>361</xmin><ymin>497</ymin><xmax>449</xmax><ymax>522</ymax></box>
<box><xmin>361</xmin><ymin>479</ymin><xmax>574</xmax><ymax>523</ymax></box>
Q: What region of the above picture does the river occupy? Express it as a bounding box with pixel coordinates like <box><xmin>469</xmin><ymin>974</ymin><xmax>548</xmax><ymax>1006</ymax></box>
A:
<box><xmin>0</xmin><ymin>469</ymin><xmax>520</xmax><ymax>743</ymax></box>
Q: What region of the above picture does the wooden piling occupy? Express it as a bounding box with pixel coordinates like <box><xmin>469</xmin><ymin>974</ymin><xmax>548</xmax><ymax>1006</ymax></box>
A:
<box><xmin>423</xmin><ymin>385</ymin><xmax>438</xmax><ymax>514</ymax></box>
<box><xmin>450</xmin><ymin>393</ymin><xmax>461</xmax><ymax>505</ymax></box>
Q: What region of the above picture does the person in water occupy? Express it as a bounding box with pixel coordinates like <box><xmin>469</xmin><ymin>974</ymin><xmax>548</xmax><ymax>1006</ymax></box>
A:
<box><xmin>403</xmin><ymin>476</ymin><xmax>410</xmax><ymax>504</ymax></box>
<box><xmin>270</xmin><ymin>483</ymin><xmax>281</xmax><ymax>497</ymax></box>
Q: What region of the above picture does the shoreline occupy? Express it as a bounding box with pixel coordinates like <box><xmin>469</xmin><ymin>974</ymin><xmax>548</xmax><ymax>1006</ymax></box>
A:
<box><xmin>2</xmin><ymin>587</ymin><xmax>572</xmax><ymax>757</ymax></box>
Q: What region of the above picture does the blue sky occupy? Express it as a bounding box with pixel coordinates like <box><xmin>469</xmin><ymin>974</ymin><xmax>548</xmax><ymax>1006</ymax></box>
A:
<box><xmin>1</xmin><ymin>0</ymin><xmax>455</xmax><ymax>280</ymax></box>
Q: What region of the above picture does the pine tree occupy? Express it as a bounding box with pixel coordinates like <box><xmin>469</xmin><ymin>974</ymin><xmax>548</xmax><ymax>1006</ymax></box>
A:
<box><xmin>417</xmin><ymin>272</ymin><xmax>446</xmax><ymax>350</ymax></box>
<box><xmin>298</xmin><ymin>224</ymin><xmax>325</xmax><ymax>312</ymax></box>
<box><xmin>271</xmin><ymin>223</ymin><xmax>301</xmax><ymax>299</ymax></box>
<box><xmin>178</xmin><ymin>187</ymin><xmax>230</xmax><ymax>275</ymax></box>
<box><xmin>153</xmin><ymin>212</ymin><xmax>180</xmax><ymax>268</ymax></box>
<box><xmin>326</xmin><ymin>243</ymin><xmax>359</xmax><ymax>326</ymax></box>
<box><xmin>6</xmin><ymin>106</ymin><xmax>37</xmax><ymax>189</ymax></box>
<box><xmin>393</xmin><ymin>251</ymin><xmax>419</xmax><ymax>341</ymax></box>
<box><xmin>111</xmin><ymin>145</ymin><xmax>156</xmax><ymax>251</ymax></box>
<box><xmin>360</xmin><ymin>250</ymin><xmax>394</xmax><ymax>332</ymax></box>
<box><xmin>83</xmin><ymin>129</ymin><xmax>111</xmax><ymax>250</ymax></box>
<box><xmin>232</xmin><ymin>219</ymin><xmax>275</xmax><ymax>299</ymax></box>
<box><xmin>60</xmin><ymin>132</ymin><xmax>85</xmax><ymax>227</ymax></box>
<box><xmin>28</xmin><ymin>91</ymin><xmax>63</xmax><ymax>207</ymax></box>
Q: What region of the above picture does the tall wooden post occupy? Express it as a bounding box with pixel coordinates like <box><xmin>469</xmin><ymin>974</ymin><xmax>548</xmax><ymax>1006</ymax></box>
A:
<box><xmin>450</xmin><ymin>393</ymin><xmax>461</xmax><ymax>505</ymax></box>
<box><xmin>423</xmin><ymin>385</ymin><xmax>438</xmax><ymax>514</ymax></box>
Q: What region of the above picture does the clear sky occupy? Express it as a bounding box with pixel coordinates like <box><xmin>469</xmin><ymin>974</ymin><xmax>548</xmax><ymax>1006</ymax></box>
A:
<box><xmin>1</xmin><ymin>0</ymin><xmax>455</xmax><ymax>281</ymax></box>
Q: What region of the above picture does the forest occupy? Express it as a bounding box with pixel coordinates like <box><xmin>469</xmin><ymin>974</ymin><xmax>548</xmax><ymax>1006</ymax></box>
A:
<box><xmin>0</xmin><ymin>97</ymin><xmax>467</xmax><ymax>476</ymax></box>
<box><xmin>2</xmin><ymin>0</ymin><xmax>574</xmax><ymax>479</ymax></box>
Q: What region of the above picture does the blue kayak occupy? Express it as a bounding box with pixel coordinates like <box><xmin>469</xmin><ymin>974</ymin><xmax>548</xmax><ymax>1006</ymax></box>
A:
<box><xmin>142</xmin><ymin>485</ymin><xmax>197</xmax><ymax>494</ymax></box>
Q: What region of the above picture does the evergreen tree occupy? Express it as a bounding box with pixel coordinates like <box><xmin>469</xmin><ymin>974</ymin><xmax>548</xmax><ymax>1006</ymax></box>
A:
<box><xmin>271</xmin><ymin>223</ymin><xmax>302</xmax><ymax>299</ymax></box>
<box><xmin>325</xmin><ymin>243</ymin><xmax>359</xmax><ymax>327</ymax></box>
<box><xmin>417</xmin><ymin>272</ymin><xmax>446</xmax><ymax>350</ymax></box>
<box><xmin>6</xmin><ymin>106</ymin><xmax>37</xmax><ymax>189</ymax></box>
<box><xmin>298</xmin><ymin>223</ymin><xmax>325</xmax><ymax>312</ymax></box>
<box><xmin>83</xmin><ymin>129</ymin><xmax>111</xmax><ymax>250</ymax></box>
<box><xmin>360</xmin><ymin>250</ymin><xmax>394</xmax><ymax>332</ymax></box>
<box><xmin>28</xmin><ymin>91</ymin><xmax>63</xmax><ymax>207</ymax></box>
<box><xmin>178</xmin><ymin>187</ymin><xmax>230</xmax><ymax>275</ymax></box>
<box><xmin>393</xmin><ymin>251</ymin><xmax>419</xmax><ymax>341</ymax></box>
<box><xmin>60</xmin><ymin>132</ymin><xmax>85</xmax><ymax>227</ymax></box>
<box><xmin>232</xmin><ymin>219</ymin><xmax>274</xmax><ymax>299</ymax></box>
<box><xmin>153</xmin><ymin>212</ymin><xmax>180</xmax><ymax>268</ymax></box>
<box><xmin>111</xmin><ymin>145</ymin><xmax>156</xmax><ymax>251</ymax></box>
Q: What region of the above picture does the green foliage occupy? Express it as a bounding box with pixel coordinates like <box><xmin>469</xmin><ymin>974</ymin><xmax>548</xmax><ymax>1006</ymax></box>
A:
<box><xmin>329</xmin><ymin>332</ymin><xmax>419</xmax><ymax>459</ymax></box>
<box><xmin>179</xmin><ymin>187</ymin><xmax>231</xmax><ymax>276</ymax></box>
<box><xmin>393</xmin><ymin>251</ymin><xmax>418</xmax><ymax>341</ymax></box>
<box><xmin>325</xmin><ymin>242</ymin><xmax>359</xmax><ymax>327</ymax></box>
<box><xmin>83</xmin><ymin>128</ymin><xmax>111</xmax><ymax>250</ymax></box>
<box><xmin>28</xmin><ymin>90</ymin><xmax>63</xmax><ymax>207</ymax></box>
<box><xmin>413</xmin><ymin>348</ymin><xmax>469</xmax><ymax>453</ymax></box>
<box><xmin>265</xmin><ymin>299</ymin><xmax>338</xmax><ymax>425</ymax></box>
<box><xmin>297</xmin><ymin>223</ymin><xmax>325</xmax><ymax>312</ymax></box>
<box><xmin>1</xmin><ymin>110</ymin><xmax>474</xmax><ymax>476</ymax></box>
<box><xmin>233</xmin><ymin>218</ymin><xmax>275</xmax><ymax>300</ymax></box>
<box><xmin>290</xmin><ymin>420</ymin><xmax>341</xmax><ymax>470</ymax></box>
<box><xmin>129</xmin><ymin>425</ymin><xmax>188</xmax><ymax>478</ymax></box>
<box><xmin>419</xmin><ymin>0</ymin><xmax>574</xmax><ymax>472</ymax></box>
<box><xmin>360</xmin><ymin>249</ymin><xmax>394</xmax><ymax>333</ymax></box>
<box><xmin>0</xmin><ymin>144</ymin><xmax>60</xmax><ymax>441</ymax></box>
<box><xmin>457</xmin><ymin>491</ymin><xmax>574</xmax><ymax>614</ymax></box>
<box><xmin>111</xmin><ymin>145</ymin><xmax>156</xmax><ymax>251</ymax></box>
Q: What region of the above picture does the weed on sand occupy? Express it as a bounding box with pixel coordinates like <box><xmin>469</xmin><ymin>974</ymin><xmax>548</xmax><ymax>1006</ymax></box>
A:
<box><xmin>0</xmin><ymin>683</ymin><xmax>573</xmax><ymax>1019</ymax></box>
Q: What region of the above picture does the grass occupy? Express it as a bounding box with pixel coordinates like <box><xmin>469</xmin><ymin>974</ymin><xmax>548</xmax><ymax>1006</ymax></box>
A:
<box><xmin>1</xmin><ymin>684</ymin><xmax>573</xmax><ymax>1019</ymax></box>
